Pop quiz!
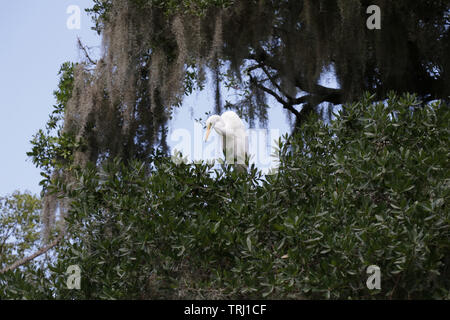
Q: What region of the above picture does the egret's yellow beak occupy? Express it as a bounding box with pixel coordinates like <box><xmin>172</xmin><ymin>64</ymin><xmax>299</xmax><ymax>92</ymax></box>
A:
<box><xmin>205</xmin><ymin>124</ymin><xmax>212</xmax><ymax>142</ymax></box>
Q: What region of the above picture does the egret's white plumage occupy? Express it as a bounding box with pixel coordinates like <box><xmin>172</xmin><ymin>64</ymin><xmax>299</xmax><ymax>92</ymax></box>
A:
<box><xmin>205</xmin><ymin>111</ymin><xmax>248</xmax><ymax>170</ymax></box>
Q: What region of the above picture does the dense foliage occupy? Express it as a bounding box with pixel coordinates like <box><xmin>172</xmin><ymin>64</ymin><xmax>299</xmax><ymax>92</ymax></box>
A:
<box><xmin>0</xmin><ymin>192</ymin><xmax>41</xmax><ymax>268</ymax></box>
<box><xmin>2</xmin><ymin>93</ymin><xmax>448</xmax><ymax>299</ymax></box>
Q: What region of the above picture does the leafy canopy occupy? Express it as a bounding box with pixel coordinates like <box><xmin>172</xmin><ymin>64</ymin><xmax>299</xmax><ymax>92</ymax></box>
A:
<box><xmin>3</xmin><ymin>93</ymin><xmax>448</xmax><ymax>299</ymax></box>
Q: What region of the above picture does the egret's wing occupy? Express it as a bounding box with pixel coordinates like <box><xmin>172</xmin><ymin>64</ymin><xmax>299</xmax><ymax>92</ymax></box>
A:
<box><xmin>222</xmin><ymin>133</ymin><xmax>236</xmax><ymax>164</ymax></box>
<box><xmin>234</xmin><ymin>129</ymin><xmax>248</xmax><ymax>166</ymax></box>
<box><xmin>221</xmin><ymin>111</ymin><xmax>245</xmax><ymax>131</ymax></box>
<box><xmin>235</xmin><ymin>132</ymin><xmax>249</xmax><ymax>171</ymax></box>
<box><xmin>220</xmin><ymin>111</ymin><xmax>248</xmax><ymax>169</ymax></box>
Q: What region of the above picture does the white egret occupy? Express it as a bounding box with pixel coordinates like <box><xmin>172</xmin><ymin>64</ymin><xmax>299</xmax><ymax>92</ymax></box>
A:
<box><xmin>205</xmin><ymin>111</ymin><xmax>249</xmax><ymax>171</ymax></box>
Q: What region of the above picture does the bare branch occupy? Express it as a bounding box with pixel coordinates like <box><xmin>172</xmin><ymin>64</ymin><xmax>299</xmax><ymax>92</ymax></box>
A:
<box><xmin>250</xmin><ymin>76</ymin><xmax>301</xmax><ymax>117</ymax></box>
<box><xmin>77</xmin><ymin>37</ymin><xmax>96</xmax><ymax>65</ymax></box>
<box><xmin>259</xmin><ymin>64</ymin><xmax>289</xmax><ymax>99</ymax></box>
<box><xmin>0</xmin><ymin>233</ymin><xmax>63</xmax><ymax>274</ymax></box>
<box><xmin>250</xmin><ymin>76</ymin><xmax>284</xmax><ymax>104</ymax></box>
<box><xmin>294</xmin><ymin>76</ymin><xmax>343</xmax><ymax>105</ymax></box>
<box><xmin>248</xmin><ymin>51</ymin><xmax>344</xmax><ymax>106</ymax></box>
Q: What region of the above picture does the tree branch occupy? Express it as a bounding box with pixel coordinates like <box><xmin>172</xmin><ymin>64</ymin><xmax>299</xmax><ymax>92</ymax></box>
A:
<box><xmin>0</xmin><ymin>233</ymin><xmax>63</xmax><ymax>274</ymax></box>
<box><xmin>259</xmin><ymin>64</ymin><xmax>291</xmax><ymax>99</ymax></box>
<box><xmin>293</xmin><ymin>75</ymin><xmax>343</xmax><ymax>105</ymax></box>
<box><xmin>250</xmin><ymin>76</ymin><xmax>301</xmax><ymax>118</ymax></box>
<box><xmin>247</xmin><ymin>52</ymin><xmax>344</xmax><ymax>106</ymax></box>
<box><xmin>77</xmin><ymin>37</ymin><xmax>96</xmax><ymax>65</ymax></box>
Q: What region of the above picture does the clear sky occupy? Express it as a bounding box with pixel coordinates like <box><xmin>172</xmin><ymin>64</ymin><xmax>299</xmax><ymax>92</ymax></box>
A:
<box><xmin>0</xmin><ymin>0</ymin><xmax>100</xmax><ymax>196</ymax></box>
<box><xmin>1</xmin><ymin>1</ymin><xmax>337</xmax><ymax>197</ymax></box>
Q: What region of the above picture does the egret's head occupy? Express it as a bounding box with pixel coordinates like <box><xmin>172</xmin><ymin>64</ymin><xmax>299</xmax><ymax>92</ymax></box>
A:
<box><xmin>205</xmin><ymin>115</ymin><xmax>221</xmax><ymax>142</ymax></box>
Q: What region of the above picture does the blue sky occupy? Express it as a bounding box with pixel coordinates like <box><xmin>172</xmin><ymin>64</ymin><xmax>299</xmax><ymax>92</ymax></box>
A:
<box><xmin>0</xmin><ymin>0</ymin><xmax>100</xmax><ymax>195</ymax></box>
<box><xmin>1</xmin><ymin>1</ymin><xmax>338</xmax><ymax>196</ymax></box>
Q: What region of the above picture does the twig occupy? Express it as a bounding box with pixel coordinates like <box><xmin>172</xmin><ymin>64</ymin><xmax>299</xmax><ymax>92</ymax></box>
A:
<box><xmin>389</xmin><ymin>273</ymin><xmax>402</xmax><ymax>299</ymax></box>
<box><xmin>77</xmin><ymin>37</ymin><xmax>96</xmax><ymax>65</ymax></box>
